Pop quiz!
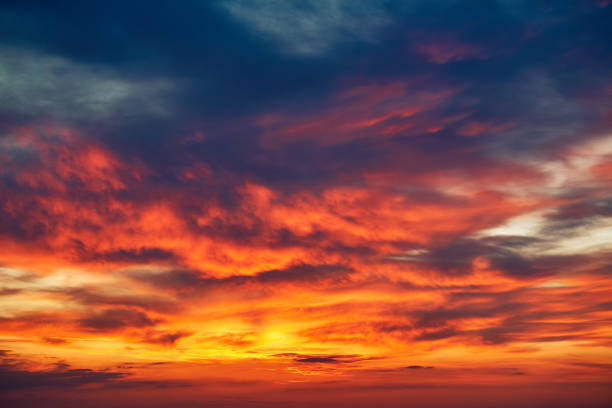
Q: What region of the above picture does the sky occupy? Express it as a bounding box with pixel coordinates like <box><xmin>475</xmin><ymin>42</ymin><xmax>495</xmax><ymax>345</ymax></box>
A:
<box><xmin>0</xmin><ymin>1</ymin><xmax>611</xmax><ymax>407</ymax></box>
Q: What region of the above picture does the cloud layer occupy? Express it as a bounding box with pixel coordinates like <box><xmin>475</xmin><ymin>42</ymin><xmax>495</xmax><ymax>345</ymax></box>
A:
<box><xmin>0</xmin><ymin>1</ymin><xmax>611</xmax><ymax>407</ymax></box>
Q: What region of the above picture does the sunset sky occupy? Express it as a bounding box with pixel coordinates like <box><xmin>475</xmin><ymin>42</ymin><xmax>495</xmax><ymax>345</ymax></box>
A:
<box><xmin>1</xmin><ymin>1</ymin><xmax>612</xmax><ymax>407</ymax></box>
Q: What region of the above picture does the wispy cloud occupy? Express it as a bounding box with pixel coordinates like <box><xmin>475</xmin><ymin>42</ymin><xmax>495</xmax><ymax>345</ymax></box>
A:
<box><xmin>0</xmin><ymin>46</ymin><xmax>175</xmax><ymax>120</ymax></box>
<box><xmin>222</xmin><ymin>0</ymin><xmax>392</xmax><ymax>56</ymax></box>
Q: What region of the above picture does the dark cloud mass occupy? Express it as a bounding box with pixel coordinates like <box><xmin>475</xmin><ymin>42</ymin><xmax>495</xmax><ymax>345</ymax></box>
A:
<box><xmin>0</xmin><ymin>351</ymin><xmax>127</xmax><ymax>391</ymax></box>
<box><xmin>0</xmin><ymin>365</ymin><xmax>125</xmax><ymax>391</ymax></box>
<box><xmin>295</xmin><ymin>357</ymin><xmax>340</xmax><ymax>364</ymax></box>
<box><xmin>129</xmin><ymin>263</ymin><xmax>353</xmax><ymax>296</ymax></box>
<box><xmin>78</xmin><ymin>308</ymin><xmax>155</xmax><ymax>332</ymax></box>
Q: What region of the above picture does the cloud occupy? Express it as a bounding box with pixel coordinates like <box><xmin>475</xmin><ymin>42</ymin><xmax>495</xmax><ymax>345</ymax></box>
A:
<box><xmin>222</xmin><ymin>0</ymin><xmax>392</xmax><ymax>56</ymax></box>
<box><xmin>0</xmin><ymin>288</ymin><xmax>21</xmax><ymax>296</ymax></box>
<box><xmin>78</xmin><ymin>247</ymin><xmax>178</xmax><ymax>264</ymax></box>
<box><xmin>129</xmin><ymin>263</ymin><xmax>353</xmax><ymax>295</ymax></box>
<box><xmin>0</xmin><ymin>46</ymin><xmax>175</xmax><ymax>121</ymax></box>
<box><xmin>57</xmin><ymin>287</ymin><xmax>180</xmax><ymax>314</ymax></box>
<box><xmin>275</xmin><ymin>353</ymin><xmax>375</xmax><ymax>365</ymax></box>
<box><xmin>140</xmin><ymin>330</ymin><xmax>192</xmax><ymax>346</ymax></box>
<box><xmin>0</xmin><ymin>351</ymin><xmax>192</xmax><ymax>391</ymax></box>
<box><xmin>388</xmin><ymin>236</ymin><xmax>563</xmax><ymax>278</ymax></box>
<box><xmin>77</xmin><ymin>308</ymin><xmax>156</xmax><ymax>332</ymax></box>
<box><xmin>296</xmin><ymin>280</ymin><xmax>612</xmax><ymax>348</ymax></box>
<box><xmin>295</xmin><ymin>356</ymin><xmax>340</xmax><ymax>363</ymax></box>
<box><xmin>41</xmin><ymin>337</ymin><xmax>69</xmax><ymax>345</ymax></box>
<box><xmin>475</xmin><ymin>197</ymin><xmax>612</xmax><ymax>259</ymax></box>
<box><xmin>0</xmin><ymin>359</ymin><xmax>126</xmax><ymax>391</ymax></box>
<box><xmin>482</xmin><ymin>71</ymin><xmax>590</xmax><ymax>155</ymax></box>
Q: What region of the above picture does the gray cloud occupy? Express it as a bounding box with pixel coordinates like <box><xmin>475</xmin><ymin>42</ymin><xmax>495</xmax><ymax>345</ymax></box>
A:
<box><xmin>222</xmin><ymin>0</ymin><xmax>392</xmax><ymax>56</ymax></box>
<box><xmin>0</xmin><ymin>46</ymin><xmax>176</xmax><ymax>120</ymax></box>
